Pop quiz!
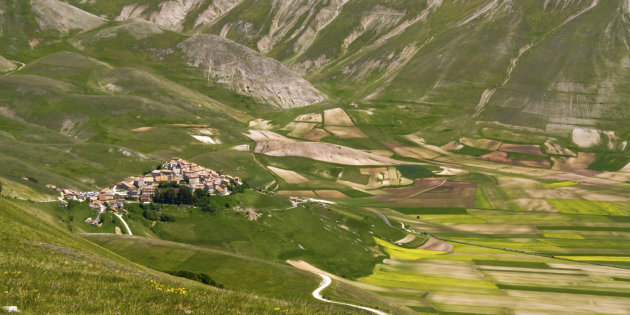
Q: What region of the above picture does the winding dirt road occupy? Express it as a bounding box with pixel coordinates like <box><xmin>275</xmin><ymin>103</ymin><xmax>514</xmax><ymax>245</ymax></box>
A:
<box><xmin>113</xmin><ymin>213</ymin><xmax>132</xmax><ymax>236</ymax></box>
<box><xmin>312</xmin><ymin>274</ymin><xmax>387</xmax><ymax>315</ymax></box>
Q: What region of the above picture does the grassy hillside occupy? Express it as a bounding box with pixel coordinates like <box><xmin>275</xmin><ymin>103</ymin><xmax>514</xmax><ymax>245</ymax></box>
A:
<box><xmin>86</xmin><ymin>235</ymin><xmax>414</xmax><ymax>314</ymax></box>
<box><xmin>0</xmin><ymin>196</ymin><xmax>364</xmax><ymax>314</ymax></box>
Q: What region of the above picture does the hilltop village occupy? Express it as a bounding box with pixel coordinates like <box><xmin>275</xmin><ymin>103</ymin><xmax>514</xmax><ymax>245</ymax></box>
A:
<box><xmin>55</xmin><ymin>158</ymin><xmax>242</xmax><ymax>213</ymax></box>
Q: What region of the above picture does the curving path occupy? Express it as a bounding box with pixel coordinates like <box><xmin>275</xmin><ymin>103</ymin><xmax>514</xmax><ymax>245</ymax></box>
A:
<box><xmin>312</xmin><ymin>274</ymin><xmax>387</xmax><ymax>315</ymax></box>
<box><xmin>4</xmin><ymin>60</ymin><xmax>25</xmax><ymax>75</ymax></box>
<box><xmin>113</xmin><ymin>213</ymin><xmax>132</xmax><ymax>236</ymax></box>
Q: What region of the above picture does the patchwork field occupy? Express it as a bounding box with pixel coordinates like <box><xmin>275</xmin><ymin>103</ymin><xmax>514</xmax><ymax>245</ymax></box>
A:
<box><xmin>357</xmin><ymin>237</ymin><xmax>630</xmax><ymax>314</ymax></box>
<box><xmin>4</xmin><ymin>1</ymin><xmax>630</xmax><ymax>313</ymax></box>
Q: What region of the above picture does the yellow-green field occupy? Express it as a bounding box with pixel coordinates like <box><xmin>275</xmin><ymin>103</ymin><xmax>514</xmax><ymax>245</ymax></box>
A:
<box><xmin>542</xmin><ymin>233</ymin><xmax>584</xmax><ymax>239</ymax></box>
<box><xmin>546</xmin><ymin>199</ymin><xmax>628</xmax><ymax>216</ymax></box>
<box><xmin>555</xmin><ymin>256</ymin><xmax>630</xmax><ymax>262</ymax></box>
<box><xmin>360</xmin><ymin>235</ymin><xmax>630</xmax><ymax>314</ymax></box>
<box><xmin>543</xmin><ymin>181</ymin><xmax>579</xmax><ymax>188</ymax></box>
<box><xmin>374</xmin><ymin>237</ymin><xmax>446</xmax><ymax>260</ymax></box>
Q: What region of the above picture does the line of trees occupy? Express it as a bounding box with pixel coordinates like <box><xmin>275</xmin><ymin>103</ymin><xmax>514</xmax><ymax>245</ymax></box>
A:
<box><xmin>153</xmin><ymin>184</ymin><xmax>193</xmax><ymax>205</ymax></box>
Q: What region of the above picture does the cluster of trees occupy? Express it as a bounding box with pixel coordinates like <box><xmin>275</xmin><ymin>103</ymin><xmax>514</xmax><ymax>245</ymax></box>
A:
<box><xmin>140</xmin><ymin>203</ymin><xmax>175</xmax><ymax>222</ymax></box>
<box><xmin>153</xmin><ymin>183</ymin><xmax>193</xmax><ymax>205</ymax></box>
<box><xmin>152</xmin><ymin>180</ymin><xmax>248</xmax><ymax>214</ymax></box>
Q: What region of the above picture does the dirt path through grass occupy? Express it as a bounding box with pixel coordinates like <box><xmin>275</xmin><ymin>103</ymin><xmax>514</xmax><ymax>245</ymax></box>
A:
<box><xmin>312</xmin><ymin>274</ymin><xmax>388</xmax><ymax>315</ymax></box>
<box><xmin>113</xmin><ymin>213</ymin><xmax>132</xmax><ymax>236</ymax></box>
<box><xmin>4</xmin><ymin>60</ymin><xmax>25</xmax><ymax>75</ymax></box>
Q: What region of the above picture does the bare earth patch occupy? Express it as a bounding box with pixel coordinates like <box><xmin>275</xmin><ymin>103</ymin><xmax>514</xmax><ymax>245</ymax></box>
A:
<box><xmin>499</xmin><ymin>143</ymin><xmax>545</xmax><ymax>156</ymax></box>
<box><xmin>572</xmin><ymin>127</ymin><xmax>601</xmax><ymax>148</ymax></box>
<box><xmin>286</xmin><ymin>122</ymin><xmax>316</xmax><ymax>138</ymax></box>
<box><xmin>480</xmin><ymin>151</ymin><xmax>511</xmax><ymax>163</ymax></box>
<box><xmin>551</xmin><ymin>152</ymin><xmax>595</xmax><ymax>171</ymax></box>
<box><xmin>277</xmin><ymin>190</ymin><xmax>317</xmax><ymax>197</ymax></box>
<box><xmin>248</xmin><ymin>118</ymin><xmax>274</xmax><ymax>130</ymax></box>
<box><xmin>294</xmin><ymin>113</ymin><xmax>322</xmax><ymax>123</ymax></box>
<box><xmin>302</xmin><ymin>128</ymin><xmax>330</xmax><ymax>141</ymax></box>
<box><xmin>253</xmin><ymin>141</ymin><xmax>409</xmax><ymax>165</ymax></box>
<box><xmin>231</xmin><ymin>144</ymin><xmax>249</xmax><ymax>151</ymax></box>
<box><xmin>384</xmin><ymin>143</ymin><xmax>427</xmax><ymax>160</ymax></box>
<box><xmin>192</xmin><ymin>135</ymin><xmax>221</xmax><ymax>144</ymax></box>
<box><xmin>315</xmin><ymin>190</ymin><xmax>350</xmax><ymax>199</ymax></box>
<box><xmin>404</xmin><ymin>135</ymin><xmax>450</xmax><ymax>155</ymax></box>
<box><xmin>596</xmin><ymin>162</ymin><xmax>630</xmax><ymax>182</ymax></box>
<box><xmin>130</xmin><ymin>126</ymin><xmax>153</xmax><ymax>132</ymax></box>
<box><xmin>325</xmin><ymin>126</ymin><xmax>368</xmax><ymax>138</ymax></box>
<box><xmin>442</xmin><ymin>141</ymin><xmax>464</xmax><ymax>151</ymax></box>
<box><xmin>267</xmin><ymin>166</ymin><xmax>308</xmax><ymax>184</ymax></box>
<box><xmin>394</xmin><ymin>182</ymin><xmax>476</xmax><ymax>208</ymax></box>
<box><xmin>360</xmin><ymin>167</ymin><xmax>412</xmax><ymax>187</ymax></box>
<box><xmin>324</xmin><ymin>108</ymin><xmax>355</xmax><ymax>126</ymax></box>
<box><xmin>362</xmin><ymin>149</ymin><xmax>394</xmax><ymax>157</ymax></box>
<box><xmin>435</xmin><ymin>166</ymin><xmax>468</xmax><ymax>176</ymax></box>
<box><xmin>244</xmin><ymin>130</ymin><xmax>294</xmax><ymax>142</ymax></box>
<box><xmin>375</xmin><ymin>178</ymin><xmax>446</xmax><ymax>202</ymax></box>
<box><xmin>544</xmin><ymin>141</ymin><xmax>576</xmax><ymax>156</ymax></box>
<box><xmin>480</xmin><ymin>151</ymin><xmax>550</xmax><ymax>168</ymax></box>
<box><xmin>394</xmin><ymin>235</ymin><xmax>415</xmax><ymax>245</ymax></box>
<box><xmin>461</xmin><ymin>137</ymin><xmax>502</xmax><ymax>151</ymax></box>
<box><xmin>419</xmin><ymin>237</ymin><xmax>453</xmax><ymax>252</ymax></box>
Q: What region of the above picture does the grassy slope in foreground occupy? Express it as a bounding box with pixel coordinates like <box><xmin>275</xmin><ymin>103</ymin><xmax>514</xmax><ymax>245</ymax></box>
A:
<box><xmin>87</xmin><ymin>235</ymin><xmax>413</xmax><ymax>315</ymax></box>
<box><xmin>0</xmin><ymin>196</ymin><xmax>362</xmax><ymax>314</ymax></box>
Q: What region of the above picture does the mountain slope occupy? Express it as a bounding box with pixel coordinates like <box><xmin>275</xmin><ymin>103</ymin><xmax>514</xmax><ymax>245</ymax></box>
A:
<box><xmin>179</xmin><ymin>34</ymin><xmax>327</xmax><ymax>108</ymax></box>
<box><xmin>198</xmin><ymin>0</ymin><xmax>630</xmax><ymax>143</ymax></box>
<box><xmin>0</xmin><ymin>197</ymin><xmax>361</xmax><ymax>314</ymax></box>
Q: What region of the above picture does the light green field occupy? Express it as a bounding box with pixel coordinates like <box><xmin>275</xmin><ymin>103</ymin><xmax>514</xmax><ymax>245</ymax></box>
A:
<box><xmin>475</xmin><ymin>186</ymin><xmax>493</xmax><ymax>209</ymax></box>
<box><xmin>547</xmin><ymin>199</ymin><xmax>628</xmax><ymax>216</ymax></box>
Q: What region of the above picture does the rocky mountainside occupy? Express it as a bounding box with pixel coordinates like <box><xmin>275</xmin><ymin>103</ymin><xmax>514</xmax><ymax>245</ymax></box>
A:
<box><xmin>201</xmin><ymin>0</ymin><xmax>628</xmax><ymax>141</ymax></box>
<box><xmin>1</xmin><ymin>0</ymin><xmax>629</xmax><ymax>145</ymax></box>
<box><xmin>178</xmin><ymin>34</ymin><xmax>326</xmax><ymax>108</ymax></box>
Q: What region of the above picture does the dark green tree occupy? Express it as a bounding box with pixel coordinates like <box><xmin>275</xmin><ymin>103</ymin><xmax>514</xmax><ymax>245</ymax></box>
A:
<box><xmin>176</xmin><ymin>187</ymin><xmax>193</xmax><ymax>205</ymax></box>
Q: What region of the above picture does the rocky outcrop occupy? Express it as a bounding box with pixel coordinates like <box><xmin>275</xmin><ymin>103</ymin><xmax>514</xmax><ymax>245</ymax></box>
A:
<box><xmin>114</xmin><ymin>0</ymin><xmax>242</xmax><ymax>31</ymax></box>
<box><xmin>194</xmin><ymin>0</ymin><xmax>243</xmax><ymax>28</ymax></box>
<box><xmin>116</xmin><ymin>4</ymin><xmax>149</xmax><ymax>22</ymax></box>
<box><xmin>149</xmin><ymin>0</ymin><xmax>200</xmax><ymax>31</ymax></box>
<box><xmin>178</xmin><ymin>35</ymin><xmax>326</xmax><ymax>108</ymax></box>
<box><xmin>30</xmin><ymin>0</ymin><xmax>106</xmax><ymax>34</ymax></box>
